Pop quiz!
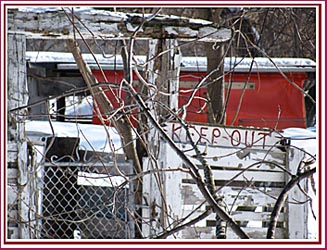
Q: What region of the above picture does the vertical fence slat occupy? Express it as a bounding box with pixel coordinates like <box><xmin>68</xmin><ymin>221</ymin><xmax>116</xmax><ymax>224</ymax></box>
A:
<box><xmin>7</xmin><ymin>33</ymin><xmax>29</xmax><ymax>239</ymax></box>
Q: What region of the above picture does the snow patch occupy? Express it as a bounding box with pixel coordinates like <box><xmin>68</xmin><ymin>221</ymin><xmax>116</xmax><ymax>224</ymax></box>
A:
<box><xmin>25</xmin><ymin>120</ymin><xmax>124</xmax><ymax>154</ymax></box>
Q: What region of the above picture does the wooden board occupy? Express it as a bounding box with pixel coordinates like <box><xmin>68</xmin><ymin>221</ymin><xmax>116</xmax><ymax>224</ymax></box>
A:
<box><xmin>142</xmin><ymin>123</ymin><xmax>307</xmax><ymax>239</ymax></box>
<box><xmin>7</xmin><ymin>8</ymin><xmax>231</xmax><ymax>42</ymax></box>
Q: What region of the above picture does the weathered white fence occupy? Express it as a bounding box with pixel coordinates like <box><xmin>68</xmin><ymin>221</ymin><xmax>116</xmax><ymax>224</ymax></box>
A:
<box><xmin>142</xmin><ymin>122</ymin><xmax>308</xmax><ymax>239</ymax></box>
<box><xmin>8</xmin><ymin>130</ymin><xmax>135</xmax><ymax>239</ymax></box>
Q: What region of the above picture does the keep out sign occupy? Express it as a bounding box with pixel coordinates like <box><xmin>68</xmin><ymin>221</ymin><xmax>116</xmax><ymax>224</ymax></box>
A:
<box><xmin>167</xmin><ymin>123</ymin><xmax>279</xmax><ymax>149</ymax></box>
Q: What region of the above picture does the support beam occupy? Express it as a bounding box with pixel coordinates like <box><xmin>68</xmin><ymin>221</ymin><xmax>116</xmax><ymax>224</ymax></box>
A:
<box><xmin>7</xmin><ymin>33</ymin><xmax>30</xmax><ymax>239</ymax></box>
<box><xmin>142</xmin><ymin>38</ymin><xmax>182</xmax><ymax>236</ymax></box>
<box><xmin>7</xmin><ymin>8</ymin><xmax>231</xmax><ymax>42</ymax></box>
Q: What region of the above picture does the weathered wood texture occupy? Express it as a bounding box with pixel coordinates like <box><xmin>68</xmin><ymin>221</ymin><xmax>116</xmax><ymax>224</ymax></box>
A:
<box><xmin>141</xmin><ymin>38</ymin><xmax>181</xmax><ymax>236</ymax></box>
<box><xmin>7</xmin><ymin>8</ymin><xmax>231</xmax><ymax>42</ymax></box>
<box><xmin>142</xmin><ymin>123</ymin><xmax>308</xmax><ymax>239</ymax></box>
<box><xmin>287</xmin><ymin>147</ymin><xmax>309</xmax><ymax>239</ymax></box>
<box><xmin>7</xmin><ymin>33</ymin><xmax>30</xmax><ymax>239</ymax></box>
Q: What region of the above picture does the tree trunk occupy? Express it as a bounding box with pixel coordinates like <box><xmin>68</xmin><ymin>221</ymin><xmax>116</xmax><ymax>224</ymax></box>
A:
<box><xmin>200</xmin><ymin>8</ymin><xmax>228</xmax><ymax>238</ymax></box>
<box><xmin>67</xmin><ymin>39</ymin><xmax>144</xmax><ymax>237</ymax></box>
<box><xmin>206</xmin><ymin>9</ymin><xmax>226</xmax><ymax>125</ymax></box>
<box><xmin>206</xmin><ymin>44</ymin><xmax>225</xmax><ymax>124</ymax></box>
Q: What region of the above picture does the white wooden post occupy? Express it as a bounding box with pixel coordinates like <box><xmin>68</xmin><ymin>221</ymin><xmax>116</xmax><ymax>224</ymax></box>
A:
<box><xmin>142</xmin><ymin>39</ymin><xmax>181</xmax><ymax>237</ymax></box>
<box><xmin>142</xmin><ymin>39</ymin><xmax>160</xmax><ymax>237</ymax></box>
<box><xmin>287</xmin><ymin>148</ymin><xmax>308</xmax><ymax>238</ymax></box>
<box><xmin>7</xmin><ymin>33</ymin><xmax>30</xmax><ymax>239</ymax></box>
<box><xmin>166</xmin><ymin>39</ymin><xmax>181</xmax><ymax>112</ymax></box>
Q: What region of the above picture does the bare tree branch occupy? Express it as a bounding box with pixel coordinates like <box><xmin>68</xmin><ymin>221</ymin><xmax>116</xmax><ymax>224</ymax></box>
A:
<box><xmin>123</xmin><ymin>77</ymin><xmax>250</xmax><ymax>239</ymax></box>
<box><xmin>266</xmin><ymin>165</ymin><xmax>316</xmax><ymax>239</ymax></box>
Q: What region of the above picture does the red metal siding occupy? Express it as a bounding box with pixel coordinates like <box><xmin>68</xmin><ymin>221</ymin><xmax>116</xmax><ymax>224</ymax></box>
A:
<box><xmin>224</xmin><ymin>72</ymin><xmax>307</xmax><ymax>129</ymax></box>
<box><xmin>92</xmin><ymin>70</ymin><xmax>307</xmax><ymax>129</ymax></box>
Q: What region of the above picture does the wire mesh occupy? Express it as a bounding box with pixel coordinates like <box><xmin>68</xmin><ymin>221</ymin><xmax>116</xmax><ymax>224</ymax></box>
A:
<box><xmin>40</xmin><ymin>161</ymin><xmax>134</xmax><ymax>239</ymax></box>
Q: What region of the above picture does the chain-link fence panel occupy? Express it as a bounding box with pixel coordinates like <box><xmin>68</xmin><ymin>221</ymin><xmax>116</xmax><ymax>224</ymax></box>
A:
<box><xmin>41</xmin><ymin>160</ymin><xmax>134</xmax><ymax>239</ymax></box>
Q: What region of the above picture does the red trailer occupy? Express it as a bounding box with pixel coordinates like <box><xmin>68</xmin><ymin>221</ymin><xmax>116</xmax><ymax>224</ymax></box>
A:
<box><xmin>90</xmin><ymin>56</ymin><xmax>315</xmax><ymax>129</ymax></box>
<box><xmin>25</xmin><ymin>52</ymin><xmax>315</xmax><ymax>129</ymax></box>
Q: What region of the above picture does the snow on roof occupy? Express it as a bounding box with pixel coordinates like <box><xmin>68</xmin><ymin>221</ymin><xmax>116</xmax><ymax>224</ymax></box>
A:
<box><xmin>18</xmin><ymin>7</ymin><xmax>65</xmax><ymax>13</ymax></box>
<box><xmin>26</xmin><ymin>51</ymin><xmax>316</xmax><ymax>73</ymax></box>
<box><xmin>26</xmin><ymin>51</ymin><xmax>145</xmax><ymax>70</ymax></box>
<box><xmin>13</xmin><ymin>7</ymin><xmax>232</xmax><ymax>42</ymax></box>
<box><xmin>279</xmin><ymin>127</ymin><xmax>317</xmax><ymax>158</ymax></box>
<box><xmin>25</xmin><ymin>120</ymin><xmax>124</xmax><ymax>154</ymax></box>
<box><xmin>18</xmin><ymin>6</ymin><xmax>213</xmax><ymax>26</ymax></box>
<box><xmin>181</xmin><ymin>56</ymin><xmax>316</xmax><ymax>73</ymax></box>
<box><xmin>17</xmin><ymin>6</ymin><xmax>138</xmax><ymax>21</ymax></box>
<box><xmin>281</xmin><ymin>127</ymin><xmax>316</xmax><ymax>140</ymax></box>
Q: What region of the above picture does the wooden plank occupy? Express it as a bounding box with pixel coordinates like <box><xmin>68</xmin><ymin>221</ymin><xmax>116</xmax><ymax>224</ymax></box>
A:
<box><xmin>167</xmin><ymin>122</ymin><xmax>280</xmax><ymax>150</ymax></box>
<box><xmin>182</xmin><ymin>168</ymin><xmax>285</xmax><ymax>185</ymax></box>
<box><xmin>7</xmin><ymin>32</ymin><xmax>29</xmax><ymax>239</ymax></box>
<box><xmin>180</xmin><ymin>198</ymin><xmax>281</xmax><ymax>218</ymax></box>
<box><xmin>7</xmin><ymin>33</ymin><xmax>28</xmax><ymax>110</ymax></box>
<box><xmin>166</xmin><ymin>39</ymin><xmax>181</xmax><ymax>111</ymax></box>
<box><xmin>142</xmin><ymin>157</ymin><xmax>161</xmax><ymax>235</ymax></box>
<box><xmin>211</xmin><ymin>169</ymin><xmax>285</xmax><ymax>183</ymax></box>
<box><xmin>8</xmin><ymin>9</ymin><xmax>231</xmax><ymax>42</ymax></box>
<box><xmin>178</xmin><ymin>143</ymin><xmax>286</xmax><ymax>169</ymax></box>
<box><xmin>227</xmin><ymin>227</ymin><xmax>286</xmax><ymax>239</ymax></box>
<box><xmin>180</xmin><ymin>183</ymin><xmax>284</xmax><ymax>213</ymax></box>
<box><xmin>177</xmin><ymin>208</ymin><xmax>286</xmax><ymax>229</ymax></box>
<box><xmin>222</xmin><ymin>187</ymin><xmax>282</xmax><ymax>208</ymax></box>
<box><xmin>17</xmin><ymin>141</ymin><xmax>28</xmax><ymax>185</ymax></box>
<box><xmin>207</xmin><ymin>210</ymin><xmax>285</xmax><ymax>222</ymax></box>
<box><xmin>7</xmin><ymin>168</ymin><xmax>18</xmax><ymax>182</ymax></box>
<box><xmin>204</xmin><ymin>147</ymin><xmax>286</xmax><ymax>169</ymax></box>
<box><xmin>287</xmin><ymin>148</ymin><xmax>309</xmax><ymax>239</ymax></box>
<box><xmin>181</xmin><ymin>182</ymin><xmax>284</xmax><ymax>205</ymax></box>
<box><xmin>7</xmin><ymin>185</ymin><xmax>18</xmax><ymax>206</ymax></box>
<box><xmin>171</xmin><ymin>225</ymin><xmax>286</xmax><ymax>239</ymax></box>
<box><xmin>7</xmin><ymin>141</ymin><xmax>18</xmax><ymax>152</ymax></box>
<box><xmin>141</xmin><ymin>38</ymin><xmax>184</xmax><ymax>235</ymax></box>
<box><xmin>180</xmin><ymin>199</ymin><xmax>285</xmax><ymax>220</ymax></box>
<box><xmin>7</xmin><ymin>152</ymin><xmax>18</xmax><ymax>164</ymax></box>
